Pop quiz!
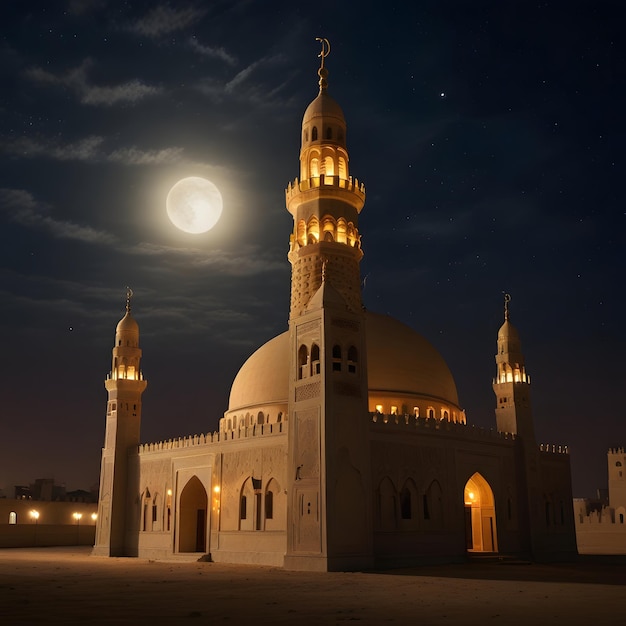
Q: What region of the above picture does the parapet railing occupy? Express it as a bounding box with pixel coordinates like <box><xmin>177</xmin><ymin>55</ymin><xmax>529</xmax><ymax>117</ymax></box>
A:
<box><xmin>369</xmin><ymin>413</ymin><xmax>515</xmax><ymax>442</ymax></box>
<box><xmin>137</xmin><ymin>421</ymin><xmax>285</xmax><ymax>454</ymax></box>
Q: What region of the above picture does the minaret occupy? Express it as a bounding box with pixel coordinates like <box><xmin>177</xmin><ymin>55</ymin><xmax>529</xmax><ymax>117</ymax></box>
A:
<box><xmin>284</xmin><ymin>39</ymin><xmax>373</xmax><ymax>571</ymax></box>
<box><xmin>93</xmin><ymin>288</ymin><xmax>147</xmax><ymax>557</ymax></box>
<box><xmin>493</xmin><ymin>294</ymin><xmax>535</xmax><ymax>442</ymax></box>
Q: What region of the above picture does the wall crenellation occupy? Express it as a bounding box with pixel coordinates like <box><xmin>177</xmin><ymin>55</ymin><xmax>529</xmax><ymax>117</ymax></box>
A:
<box><xmin>137</xmin><ymin>422</ymin><xmax>286</xmax><ymax>454</ymax></box>
<box><xmin>539</xmin><ymin>443</ymin><xmax>570</xmax><ymax>455</ymax></box>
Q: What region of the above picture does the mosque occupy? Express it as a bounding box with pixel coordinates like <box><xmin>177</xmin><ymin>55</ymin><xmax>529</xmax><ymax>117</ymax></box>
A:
<box><xmin>92</xmin><ymin>43</ymin><xmax>577</xmax><ymax>570</ymax></box>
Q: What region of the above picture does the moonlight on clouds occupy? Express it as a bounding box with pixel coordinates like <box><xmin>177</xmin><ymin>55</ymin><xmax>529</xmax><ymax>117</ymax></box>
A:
<box><xmin>166</xmin><ymin>177</ymin><xmax>223</xmax><ymax>234</ymax></box>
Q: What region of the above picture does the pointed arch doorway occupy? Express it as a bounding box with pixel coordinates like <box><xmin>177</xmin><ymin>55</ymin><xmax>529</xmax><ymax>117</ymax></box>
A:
<box><xmin>464</xmin><ymin>473</ymin><xmax>498</xmax><ymax>553</ymax></box>
<box><xmin>178</xmin><ymin>476</ymin><xmax>208</xmax><ymax>553</ymax></box>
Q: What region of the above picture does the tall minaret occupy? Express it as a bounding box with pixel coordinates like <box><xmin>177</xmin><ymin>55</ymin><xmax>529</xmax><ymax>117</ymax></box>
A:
<box><xmin>493</xmin><ymin>294</ymin><xmax>535</xmax><ymax>442</ymax></box>
<box><xmin>93</xmin><ymin>288</ymin><xmax>147</xmax><ymax>557</ymax></box>
<box><xmin>284</xmin><ymin>39</ymin><xmax>373</xmax><ymax>571</ymax></box>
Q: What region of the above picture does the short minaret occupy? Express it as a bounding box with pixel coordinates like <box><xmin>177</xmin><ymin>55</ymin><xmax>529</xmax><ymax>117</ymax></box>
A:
<box><xmin>608</xmin><ymin>447</ymin><xmax>626</xmax><ymax>510</ymax></box>
<box><xmin>93</xmin><ymin>288</ymin><xmax>147</xmax><ymax>557</ymax></box>
<box><xmin>493</xmin><ymin>294</ymin><xmax>535</xmax><ymax>442</ymax></box>
<box><xmin>284</xmin><ymin>39</ymin><xmax>373</xmax><ymax>571</ymax></box>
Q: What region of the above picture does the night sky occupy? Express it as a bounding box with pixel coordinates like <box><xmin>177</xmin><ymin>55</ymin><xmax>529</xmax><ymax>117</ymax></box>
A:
<box><xmin>1</xmin><ymin>1</ymin><xmax>623</xmax><ymax>499</ymax></box>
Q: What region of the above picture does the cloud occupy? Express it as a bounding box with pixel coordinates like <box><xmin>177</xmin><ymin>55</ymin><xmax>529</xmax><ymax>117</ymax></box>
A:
<box><xmin>0</xmin><ymin>188</ymin><xmax>118</xmax><ymax>245</ymax></box>
<box><xmin>188</xmin><ymin>37</ymin><xmax>237</xmax><ymax>66</ymax></box>
<box><xmin>25</xmin><ymin>59</ymin><xmax>162</xmax><ymax>107</ymax></box>
<box><xmin>196</xmin><ymin>54</ymin><xmax>292</xmax><ymax>107</ymax></box>
<box><xmin>129</xmin><ymin>5</ymin><xmax>207</xmax><ymax>38</ymax></box>
<box><xmin>2</xmin><ymin>136</ymin><xmax>184</xmax><ymax>166</ymax></box>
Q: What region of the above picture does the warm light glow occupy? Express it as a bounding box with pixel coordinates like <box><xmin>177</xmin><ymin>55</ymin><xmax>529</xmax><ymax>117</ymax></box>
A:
<box><xmin>391</xmin><ymin>405</ymin><xmax>398</xmax><ymax>415</ymax></box>
<box><xmin>91</xmin><ymin>513</ymin><xmax>98</xmax><ymax>521</ymax></box>
<box><xmin>167</xmin><ymin>489</ymin><xmax>172</xmax><ymax>497</ymax></box>
<box><xmin>213</xmin><ymin>486</ymin><xmax>220</xmax><ymax>494</ymax></box>
<box><xmin>468</xmin><ymin>492</ymin><xmax>475</xmax><ymax>500</ymax></box>
<box><xmin>166</xmin><ymin>176</ymin><xmax>223</xmax><ymax>234</ymax></box>
<box><xmin>375</xmin><ymin>404</ymin><xmax>383</xmax><ymax>413</ymax></box>
<box><xmin>30</xmin><ymin>510</ymin><xmax>39</xmax><ymax>521</ymax></box>
<box><xmin>73</xmin><ymin>512</ymin><xmax>83</xmax><ymax>521</ymax></box>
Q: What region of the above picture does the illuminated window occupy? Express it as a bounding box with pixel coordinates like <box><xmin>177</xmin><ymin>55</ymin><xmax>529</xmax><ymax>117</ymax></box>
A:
<box><xmin>9</xmin><ymin>512</ymin><xmax>16</xmax><ymax>524</ymax></box>
<box><xmin>442</xmin><ymin>409</ymin><xmax>449</xmax><ymax>420</ymax></box>
<box><xmin>427</xmin><ymin>407</ymin><xmax>435</xmax><ymax>419</ymax></box>
<box><xmin>375</xmin><ymin>404</ymin><xmax>383</xmax><ymax>413</ymax></box>
<box><xmin>310</xmin><ymin>157</ymin><xmax>319</xmax><ymax>178</ymax></box>
<box><xmin>413</xmin><ymin>407</ymin><xmax>419</xmax><ymax>417</ymax></box>
<box><xmin>338</xmin><ymin>156</ymin><xmax>347</xmax><ymax>179</ymax></box>
<box><xmin>391</xmin><ymin>406</ymin><xmax>398</xmax><ymax>415</ymax></box>
<box><xmin>324</xmin><ymin>156</ymin><xmax>334</xmax><ymax>178</ymax></box>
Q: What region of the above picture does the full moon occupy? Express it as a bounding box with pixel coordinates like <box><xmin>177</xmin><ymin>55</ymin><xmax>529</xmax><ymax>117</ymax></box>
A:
<box><xmin>166</xmin><ymin>177</ymin><xmax>223</xmax><ymax>234</ymax></box>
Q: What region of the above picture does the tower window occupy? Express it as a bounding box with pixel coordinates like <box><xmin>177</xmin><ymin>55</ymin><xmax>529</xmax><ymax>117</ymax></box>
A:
<box><xmin>312</xmin><ymin>126</ymin><xmax>318</xmax><ymax>141</ymax></box>
<box><xmin>303</xmin><ymin>129</ymin><xmax>308</xmax><ymax>142</ymax></box>
<box><xmin>326</xmin><ymin>127</ymin><xmax>332</xmax><ymax>139</ymax></box>
<box><xmin>332</xmin><ymin>345</ymin><xmax>342</xmax><ymax>372</ymax></box>
<box><xmin>298</xmin><ymin>345</ymin><xmax>309</xmax><ymax>380</ymax></box>
<box><xmin>240</xmin><ymin>495</ymin><xmax>247</xmax><ymax>520</ymax></box>
<box><xmin>347</xmin><ymin>346</ymin><xmax>358</xmax><ymax>373</ymax></box>
<box><xmin>311</xmin><ymin>344</ymin><xmax>320</xmax><ymax>376</ymax></box>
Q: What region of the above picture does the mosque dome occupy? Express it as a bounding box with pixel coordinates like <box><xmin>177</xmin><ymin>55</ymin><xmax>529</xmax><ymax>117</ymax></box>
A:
<box><xmin>227</xmin><ymin>311</ymin><xmax>460</xmax><ymax>416</ymax></box>
<box><xmin>116</xmin><ymin>311</ymin><xmax>138</xmax><ymax>334</ymax></box>
<box><xmin>497</xmin><ymin>320</ymin><xmax>519</xmax><ymax>341</ymax></box>
<box><xmin>303</xmin><ymin>92</ymin><xmax>345</xmax><ymax>126</ymax></box>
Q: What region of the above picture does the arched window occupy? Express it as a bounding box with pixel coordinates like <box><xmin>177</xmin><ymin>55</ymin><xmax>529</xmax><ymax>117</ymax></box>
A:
<box><xmin>424</xmin><ymin>480</ymin><xmax>443</xmax><ymax>524</ymax></box>
<box><xmin>277</xmin><ymin>411</ymin><xmax>283</xmax><ymax>423</ymax></box>
<box><xmin>311</xmin><ymin>344</ymin><xmax>320</xmax><ymax>376</ymax></box>
<box><xmin>323</xmin><ymin>155</ymin><xmax>334</xmax><ymax>178</ymax></box>
<box><xmin>400</xmin><ymin>486</ymin><xmax>412</xmax><ymax>519</ymax></box>
<box><xmin>326</xmin><ymin>127</ymin><xmax>332</xmax><ymax>140</ymax></box>
<box><xmin>427</xmin><ymin>407</ymin><xmax>435</xmax><ymax>419</ymax></box>
<box><xmin>332</xmin><ymin>345</ymin><xmax>342</xmax><ymax>372</ymax></box>
<box><xmin>9</xmin><ymin>512</ymin><xmax>17</xmax><ymax>524</ymax></box>
<box><xmin>442</xmin><ymin>409</ymin><xmax>449</xmax><ymax>421</ymax></box>
<box><xmin>265</xmin><ymin>491</ymin><xmax>274</xmax><ymax>520</ymax></box>
<box><xmin>338</xmin><ymin>156</ymin><xmax>347</xmax><ymax>180</ymax></box>
<box><xmin>617</xmin><ymin>461</ymin><xmax>623</xmax><ymax>467</ymax></box>
<box><xmin>257</xmin><ymin>411</ymin><xmax>265</xmax><ymax>425</ymax></box>
<box><xmin>312</xmin><ymin>126</ymin><xmax>318</xmax><ymax>141</ymax></box>
<box><xmin>310</xmin><ymin>157</ymin><xmax>319</xmax><ymax>178</ymax></box>
<box><xmin>347</xmin><ymin>346</ymin><xmax>358</xmax><ymax>374</ymax></box>
<box><xmin>303</xmin><ymin>129</ymin><xmax>308</xmax><ymax>142</ymax></box>
<box><xmin>298</xmin><ymin>345</ymin><xmax>309</xmax><ymax>380</ymax></box>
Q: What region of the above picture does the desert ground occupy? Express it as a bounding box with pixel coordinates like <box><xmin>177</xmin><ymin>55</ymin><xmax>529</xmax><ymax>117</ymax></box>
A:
<box><xmin>0</xmin><ymin>547</ymin><xmax>624</xmax><ymax>625</ymax></box>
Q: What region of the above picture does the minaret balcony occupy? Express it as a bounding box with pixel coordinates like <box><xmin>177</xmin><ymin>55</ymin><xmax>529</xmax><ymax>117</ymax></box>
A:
<box><xmin>286</xmin><ymin>175</ymin><xmax>365</xmax><ymax>214</ymax></box>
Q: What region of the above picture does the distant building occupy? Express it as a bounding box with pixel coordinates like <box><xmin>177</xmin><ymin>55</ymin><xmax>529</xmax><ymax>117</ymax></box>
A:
<box><xmin>575</xmin><ymin>447</ymin><xmax>626</xmax><ymax>554</ymax></box>
<box><xmin>93</xmin><ymin>44</ymin><xmax>577</xmax><ymax>570</ymax></box>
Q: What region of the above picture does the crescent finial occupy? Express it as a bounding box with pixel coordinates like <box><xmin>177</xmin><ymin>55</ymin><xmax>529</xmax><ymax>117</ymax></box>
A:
<box><xmin>503</xmin><ymin>292</ymin><xmax>511</xmax><ymax>321</ymax></box>
<box><xmin>125</xmin><ymin>286</ymin><xmax>133</xmax><ymax>313</ymax></box>
<box><xmin>315</xmin><ymin>37</ymin><xmax>331</xmax><ymax>92</ymax></box>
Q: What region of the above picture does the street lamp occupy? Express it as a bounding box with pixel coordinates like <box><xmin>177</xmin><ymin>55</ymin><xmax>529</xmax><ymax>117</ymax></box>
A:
<box><xmin>73</xmin><ymin>512</ymin><xmax>82</xmax><ymax>545</ymax></box>
<box><xmin>91</xmin><ymin>513</ymin><xmax>97</xmax><ymax>522</ymax></box>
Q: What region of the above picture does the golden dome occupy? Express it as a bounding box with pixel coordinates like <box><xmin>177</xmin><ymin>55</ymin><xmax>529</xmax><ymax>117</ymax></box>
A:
<box><xmin>228</xmin><ymin>311</ymin><xmax>460</xmax><ymax>415</ymax></box>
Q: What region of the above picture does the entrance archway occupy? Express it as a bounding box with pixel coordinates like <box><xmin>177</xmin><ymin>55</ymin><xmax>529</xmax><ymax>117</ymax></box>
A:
<box><xmin>464</xmin><ymin>473</ymin><xmax>498</xmax><ymax>553</ymax></box>
<box><xmin>178</xmin><ymin>476</ymin><xmax>208</xmax><ymax>553</ymax></box>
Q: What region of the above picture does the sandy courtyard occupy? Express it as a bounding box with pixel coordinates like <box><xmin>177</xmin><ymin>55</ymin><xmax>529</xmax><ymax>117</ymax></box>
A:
<box><xmin>0</xmin><ymin>547</ymin><xmax>624</xmax><ymax>625</ymax></box>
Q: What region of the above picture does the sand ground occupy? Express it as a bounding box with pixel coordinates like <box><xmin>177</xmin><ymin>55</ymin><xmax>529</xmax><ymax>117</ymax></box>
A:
<box><xmin>0</xmin><ymin>547</ymin><xmax>624</xmax><ymax>625</ymax></box>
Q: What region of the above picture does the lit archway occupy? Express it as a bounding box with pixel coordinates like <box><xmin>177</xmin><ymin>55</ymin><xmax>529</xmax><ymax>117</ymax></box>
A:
<box><xmin>464</xmin><ymin>473</ymin><xmax>498</xmax><ymax>553</ymax></box>
<box><xmin>178</xmin><ymin>476</ymin><xmax>208</xmax><ymax>553</ymax></box>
